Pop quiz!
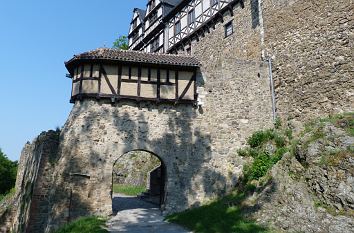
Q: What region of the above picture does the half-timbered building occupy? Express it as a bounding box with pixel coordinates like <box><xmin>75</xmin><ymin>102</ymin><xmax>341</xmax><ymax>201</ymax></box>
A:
<box><xmin>128</xmin><ymin>0</ymin><xmax>182</xmax><ymax>53</ymax></box>
<box><xmin>65</xmin><ymin>48</ymin><xmax>199</xmax><ymax>105</ymax></box>
<box><xmin>128</xmin><ymin>0</ymin><xmax>242</xmax><ymax>54</ymax></box>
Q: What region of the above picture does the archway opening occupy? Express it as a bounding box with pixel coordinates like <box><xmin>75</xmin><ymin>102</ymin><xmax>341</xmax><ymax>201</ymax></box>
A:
<box><xmin>111</xmin><ymin>150</ymin><xmax>166</xmax><ymax>214</ymax></box>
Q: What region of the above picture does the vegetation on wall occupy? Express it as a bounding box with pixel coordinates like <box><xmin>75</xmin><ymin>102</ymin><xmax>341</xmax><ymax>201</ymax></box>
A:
<box><xmin>0</xmin><ymin>149</ymin><xmax>18</xmax><ymax>200</ymax></box>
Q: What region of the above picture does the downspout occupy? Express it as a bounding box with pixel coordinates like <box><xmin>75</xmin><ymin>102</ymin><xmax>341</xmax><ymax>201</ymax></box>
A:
<box><xmin>258</xmin><ymin>0</ymin><xmax>266</xmax><ymax>59</ymax></box>
<box><xmin>268</xmin><ymin>58</ymin><xmax>276</xmax><ymax>121</ymax></box>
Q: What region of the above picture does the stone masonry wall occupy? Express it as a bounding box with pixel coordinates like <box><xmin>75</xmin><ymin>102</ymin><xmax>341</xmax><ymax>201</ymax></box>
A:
<box><xmin>262</xmin><ymin>0</ymin><xmax>354</xmax><ymax>121</ymax></box>
<box><xmin>1</xmin><ymin>131</ymin><xmax>60</xmax><ymax>233</ymax></box>
<box><xmin>46</xmin><ymin>58</ymin><xmax>272</xmax><ymax>231</ymax></box>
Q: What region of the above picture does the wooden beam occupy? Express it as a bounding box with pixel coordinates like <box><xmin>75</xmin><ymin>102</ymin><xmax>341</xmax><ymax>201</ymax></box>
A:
<box><xmin>71</xmin><ymin>93</ymin><xmax>195</xmax><ymax>105</ymax></box>
<box><xmin>117</xmin><ymin>64</ymin><xmax>122</xmax><ymax>95</ymax></box>
<box><xmin>73</xmin><ymin>77</ymin><xmax>99</xmax><ymax>83</ymax></box>
<box><xmin>120</xmin><ymin>79</ymin><xmax>175</xmax><ymax>86</ymax></box>
<box><xmin>157</xmin><ymin>69</ymin><xmax>161</xmax><ymax>100</ymax></box>
<box><xmin>101</xmin><ymin>66</ymin><xmax>117</xmax><ymax>95</ymax></box>
<box><xmin>193</xmin><ymin>70</ymin><xmax>197</xmax><ymax>101</ymax></box>
<box><xmin>98</xmin><ymin>64</ymin><xmax>102</xmax><ymax>99</ymax></box>
<box><xmin>175</xmin><ymin>70</ymin><xmax>179</xmax><ymax>101</ymax></box>
<box><xmin>178</xmin><ymin>73</ymin><xmax>195</xmax><ymax>101</ymax></box>
<box><xmin>148</xmin><ymin>67</ymin><xmax>151</xmax><ymax>81</ymax></box>
<box><xmin>137</xmin><ymin>66</ymin><xmax>142</xmax><ymax>97</ymax></box>
<box><xmin>128</xmin><ymin>66</ymin><xmax>132</xmax><ymax>80</ymax></box>
<box><xmin>79</xmin><ymin>65</ymin><xmax>84</xmax><ymax>96</ymax></box>
<box><xmin>90</xmin><ymin>64</ymin><xmax>94</xmax><ymax>77</ymax></box>
<box><xmin>166</xmin><ymin>69</ymin><xmax>170</xmax><ymax>83</ymax></box>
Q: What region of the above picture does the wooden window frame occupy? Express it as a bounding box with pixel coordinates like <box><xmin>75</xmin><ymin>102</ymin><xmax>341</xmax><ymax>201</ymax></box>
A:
<box><xmin>174</xmin><ymin>20</ymin><xmax>181</xmax><ymax>35</ymax></box>
<box><xmin>224</xmin><ymin>20</ymin><xmax>234</xmax><ymax>38</ymax></box>
<box><xmin>188</xmin><ymin>9</ymin><xmax>195</xmax><ymax>26</ymax></box>
<box><xmin>210</xmin><ymin>0</ymin><xmax>219</xmax><ymax>6</ymax></box>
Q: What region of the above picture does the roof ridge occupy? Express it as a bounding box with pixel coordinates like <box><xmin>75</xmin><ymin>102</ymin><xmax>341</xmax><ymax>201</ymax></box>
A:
<box><xmin>66</xmin><ymin>48</ymin><xmax>200</xmax><ymax>68</ymax></box>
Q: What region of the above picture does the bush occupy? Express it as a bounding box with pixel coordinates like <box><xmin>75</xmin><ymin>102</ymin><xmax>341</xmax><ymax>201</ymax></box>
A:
<box><xmin>247</xmin><ymin>130</ymin><xmax>274</xmax><ymax>148</ymax></box>
<box><xmin>0</xmin><ymin>149</ymin><xmax>18</xmax><ymax>195</ymax></box>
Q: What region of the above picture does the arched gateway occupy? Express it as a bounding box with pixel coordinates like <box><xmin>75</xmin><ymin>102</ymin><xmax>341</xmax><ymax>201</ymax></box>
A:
<box><xmin>49</xmin><ymin>48</ymin><xmax>212</xmax><ymax>222</ymax></box>
<box><xmin>37</xmin><ymin>48</ymin><xmax>272</xmax><ymax>231</ymax></box>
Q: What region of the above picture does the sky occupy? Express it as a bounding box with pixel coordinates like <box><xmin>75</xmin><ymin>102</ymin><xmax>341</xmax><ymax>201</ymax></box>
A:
<box><xmin>0</xmin><ymin>0</ymin><xmax>146</xmax><ymax>161</ymax></box>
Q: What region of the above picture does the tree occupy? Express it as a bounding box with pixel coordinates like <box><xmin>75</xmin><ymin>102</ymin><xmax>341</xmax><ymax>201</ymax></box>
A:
<box><xmin>113</xmin><ymin>35</ymin><xmax>129</xmax><ymax>50</ymax></box>
<box><xmin>0</xmin><ymin>149</ymin><xmax>18</xmax><ymax>194</ymax></box>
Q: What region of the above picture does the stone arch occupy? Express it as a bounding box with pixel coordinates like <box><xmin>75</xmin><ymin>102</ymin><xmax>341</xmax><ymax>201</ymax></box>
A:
<box><xmin>110</xmin><ymin>149</ymin><xmax>167</xmax><ymax>210</ymax></box>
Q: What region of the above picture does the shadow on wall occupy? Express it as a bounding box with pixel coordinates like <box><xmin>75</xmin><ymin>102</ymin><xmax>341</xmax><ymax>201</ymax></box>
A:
<box><xmin>45</xmin><ymin>97</ymin><xmax>276</xmax><ymax>231</ymax></box>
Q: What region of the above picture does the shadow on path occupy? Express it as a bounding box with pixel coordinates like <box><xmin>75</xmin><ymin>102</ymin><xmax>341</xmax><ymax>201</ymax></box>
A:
<box><xmin>108</xmin><ymin>194</ymin><xmax>191</xmax><ymax>233</ymax></box>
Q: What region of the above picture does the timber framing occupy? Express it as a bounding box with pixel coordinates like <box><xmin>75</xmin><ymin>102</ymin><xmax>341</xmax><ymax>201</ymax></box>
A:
<box><xmin>66</xmin><ymin>49</ymin><xmax>199</xmax><ymax>106</ymax></box>
<box><xmin>166</xmin><ymin>0</ymin><xmax>243</xmax><ymax>53</ymax></box>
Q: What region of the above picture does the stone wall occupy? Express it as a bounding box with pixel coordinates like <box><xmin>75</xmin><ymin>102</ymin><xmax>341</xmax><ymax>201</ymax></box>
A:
<box><xmin>262</xmin><ymin>0</ymin><xmax>354</xmax><ymax>121</ymax></box>
<box><xmin>178</xmin><ymin>0</ymin><xmax>353</xmax><ymax>123</ymax></box>
<box><xmin>0</xmin><ymin>131</ymin><xmax>60</xmax><ymax>233</ymax></box>
<box><xmin>45</xmin><ymin>57</ymin><xmax>272</xmax><ymax>231</ymax></box>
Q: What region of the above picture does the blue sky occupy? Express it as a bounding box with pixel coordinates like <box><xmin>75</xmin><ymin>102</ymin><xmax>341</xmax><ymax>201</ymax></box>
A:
<box><xmin>0</xmin><ymin>0</ymin><xmax>146</xmax><ymax>161</ymax></box>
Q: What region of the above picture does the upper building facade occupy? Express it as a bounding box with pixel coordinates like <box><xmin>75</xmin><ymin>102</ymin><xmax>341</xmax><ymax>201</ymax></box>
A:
<box><xmin>128</xmin><ymin>0</ymin><xmax>239</xmax><ymax>54</ymax></box>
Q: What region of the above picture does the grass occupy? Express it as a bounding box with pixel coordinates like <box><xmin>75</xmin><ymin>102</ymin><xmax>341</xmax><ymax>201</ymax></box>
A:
<box><xmin>0</xmin><ymin>188</ymin><xmax>16</xmax><ymax>204</ymax></box>
<box><xmin>166</xmin><ymin>191</ymin><xmax>271</xmax><ymax>233</ymax></box>
<box><xmin>319</xmin><ymin>149</ymin><xmax>353</xmax><ymax>167</ymax></box>
<box><xmin>53</xmin><ymin>216</ymin><xmax>108</xmax><ymax>233</ymax></box>
<box><xmin>112</xmin><ymin>184</ymin><xmax>146</xmax><ymax>196</ymax></box>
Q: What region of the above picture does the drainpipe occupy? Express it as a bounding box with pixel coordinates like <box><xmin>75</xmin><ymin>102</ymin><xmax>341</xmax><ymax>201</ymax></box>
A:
<box><xmin>268</xmin><ymin>58</ymin><xmax>277</xmax><ymax>121</ymax></box>
<box><xmin>258</xmin><ymin>0</ymin><xmax>266</xmax><ymax>60</ymax></box>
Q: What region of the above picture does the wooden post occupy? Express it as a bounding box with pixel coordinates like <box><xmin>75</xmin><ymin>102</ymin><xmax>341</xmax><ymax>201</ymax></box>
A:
<box><xmin>137</xmin><ymin>66</ymin><xmax>142</xmax><ymax>97</ymax></box>
<box><xmin>117</xmin><ymin>64</ymin><xmax>122</xmax><ymax>96</ymax></box>
<box><xmin>157</xmin><ymin>69</ymin><xmax>161</xmax><ymax>100</ymax></box>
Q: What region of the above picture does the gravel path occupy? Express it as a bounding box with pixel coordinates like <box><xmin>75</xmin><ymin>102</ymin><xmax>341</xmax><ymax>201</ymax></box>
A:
<box><xmin>107</xmin><ymin>194</ymin><xmax>191</xmax><ymax>233</ymax></box>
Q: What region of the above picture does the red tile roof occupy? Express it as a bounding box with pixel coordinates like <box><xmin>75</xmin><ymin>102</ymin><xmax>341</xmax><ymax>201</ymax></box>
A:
<box><xmin>65</xmin><ymin>48</ymin><xmax>200</xmax><ymax>68</ymax></box>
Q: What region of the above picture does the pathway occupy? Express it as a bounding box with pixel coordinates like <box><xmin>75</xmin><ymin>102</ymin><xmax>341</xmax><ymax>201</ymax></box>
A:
<box><xmin>107</xmin><ymin>194</ymin><xmax>191</xmax><ymax>233</ymax></box>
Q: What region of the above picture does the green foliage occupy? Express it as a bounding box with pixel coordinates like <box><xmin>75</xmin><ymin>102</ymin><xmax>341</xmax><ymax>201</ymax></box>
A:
<box><xmin>243</xmin><ymin>150</ymin><xmax>285</xmax><ymax>181</ymax></box>
<box><xmin>53</xmin><ymin>216</ymin><xmax>108</xmax><ymax>233</ymax></box>
<box><xmin>112</xmin><ymin>184</ymin><xmax>146</xmax><ymax>196</ymax></box>
<box><xmin>166</xmin><ymin>192</ymin><xmax>270</xmax><ymax>233</ymax></box>
<box><xmin>247</xmin><ymin>130</ymin><xmax>274</xmax><ymax>148</ymax></box>
<box><xmin>274</xmin><ymin>117</ymin><xmax>282</xmax><ymax>129</ymax></box>
<box><xmin>112</xmin><ymin>35</ymin><xmax>129</xmax><ymax>50</ymax></box>
<box><xmin>0</xmin><ymin>187</ymin><xmax>15</xmax><ymax>204</ymax></box>
<box><xmin>241</xmin><ymin>128</ymin><xmax>291</xmax><ymax>181</ymax></box>
<box><xmin>0</xmin><ymin>149</ymin><xmax>18</xmax><ymax>195</ymax></box>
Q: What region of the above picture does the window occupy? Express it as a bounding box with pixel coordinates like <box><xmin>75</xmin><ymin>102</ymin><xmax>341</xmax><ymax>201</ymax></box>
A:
<box><xmin>174</xmin><ymin>21</ymin><xmax>181</xmax><ymax>35</ymax></box>
<box><xmin>149</xmin><ymin>11</ymin><xmax>158</xmax><ymax>24</ymax></box>
<box><xmin>186</xmin><ymin>47</ymin><xmax>191</xmax><ymax>55</ymax></box>
<box><xmin>132</xmin><ymin>32</ymin><xmax>139</xmax><ymax>42</ymax></box>
<box><xmin>188</xmin><ymin>10</ymin><xmax>195</xmax><ymax>26</ymax></box>
<box><xmin>224</xmin><ymin>21</ymin><xmax>233</xmax><ymax>37</ymax></box>
<box><xmin>150</xmin><ymin>0</ymin><xmax>156</xmax><ymax>11</ymax></box>
<box><xmin>150</xmin><ymin>37</ymin><xmax>160</xmax><ymax>52</ymax></box>
<box><xmin>210</xmin><ymin>0</ymin><xmax>219</xmax><ymax>6</ymax></box>
<box><xmin>133</xmin><ymin>19</ymin><xmax>138</xmax><ymax>28</ymax></box>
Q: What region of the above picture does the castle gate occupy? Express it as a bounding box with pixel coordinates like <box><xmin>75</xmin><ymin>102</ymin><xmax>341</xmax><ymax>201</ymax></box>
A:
<box><xmin>42</xmin><ymin>48</ymin><xmax>273</xmax><ymax>230</ymax></box>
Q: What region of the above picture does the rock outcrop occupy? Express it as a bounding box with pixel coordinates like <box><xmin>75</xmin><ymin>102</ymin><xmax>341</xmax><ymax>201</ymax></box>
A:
<box><xmin>249</xmin><ymin>115</ymin><xmax>354</xmax><ymax>233</ymax></box>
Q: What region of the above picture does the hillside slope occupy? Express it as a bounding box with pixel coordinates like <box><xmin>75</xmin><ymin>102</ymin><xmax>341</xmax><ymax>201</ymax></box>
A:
<box><xmin>168</xmin><ymin>113</ymin><xmax>354</xmax><ymax>233</ymax></box>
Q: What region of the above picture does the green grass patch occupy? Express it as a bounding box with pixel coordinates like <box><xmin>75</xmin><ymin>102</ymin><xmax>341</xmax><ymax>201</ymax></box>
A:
<box><xmin>53</xmin><ymin>216</ymin><xmax>107</xmax><ymax>233</ymax></box>
<box><xmin>0</xmin><ymin>187</ymin><xmax>15</xmax><ymax>204</ymax></box>
<box><xmin>166</xmin><ymin>191</ymin><xmax>270</xmax><ymax>233</ymax></box>
<box><xmin>112</xmin><ymin>184</ymin><xmax>146</xmax><ymax>196</ymax></box>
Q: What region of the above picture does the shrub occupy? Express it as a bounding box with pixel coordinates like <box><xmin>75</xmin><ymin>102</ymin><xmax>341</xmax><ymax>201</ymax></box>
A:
<box><xmin>0</xmin><ymin>149</ymin><xmax>18</xmax><ymax>195</ymax></box>
<box><xmin>248</xmin><ymin>152</ymin><xmax>273</xmax><ymax>180</ymax></box>
<box><xmin>247</xmin><ymin>130</ymin><xmax>274</xmax><ymax>148</ymax></box>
